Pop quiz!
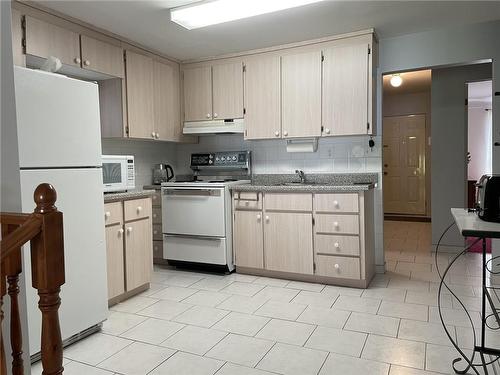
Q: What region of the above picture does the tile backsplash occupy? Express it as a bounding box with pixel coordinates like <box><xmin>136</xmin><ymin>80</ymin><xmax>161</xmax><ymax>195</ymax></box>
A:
<box><xmin>176</xmin><ymin>134</ymin><xmax>382</xmax><ymax>175</ymax></box>
<box><xmin>102</xmin><ymin>139</ymin><xmax>177</xmax><ymax>188</ymax></box>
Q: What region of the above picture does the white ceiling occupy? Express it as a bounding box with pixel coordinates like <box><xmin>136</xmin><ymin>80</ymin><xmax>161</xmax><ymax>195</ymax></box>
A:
<box><xmin>39</xmin><ymin>1</ymin><xmax>500</xmax><ymax>61</ymax></box>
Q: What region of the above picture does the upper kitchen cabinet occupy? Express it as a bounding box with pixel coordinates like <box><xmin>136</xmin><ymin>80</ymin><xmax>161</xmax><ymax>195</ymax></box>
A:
<box><xmin>153</xmin><ymin>60</ymin><xmax>181</xmax><ymax>141</ymax></box>
<box><xmin>125</xmin><ymin>50</ymin><xmax>155</xmax><ymax>139</ymax></box>
<box><xmin>243</xmin><ymin>55</ymin><xmax>281</xmax><ymax>140</ymax></box>
<box><xmin>322</xmin><ymin>39</ymin><xmax>373</xmax><ymax>136</ymax></box>
<box><xmin>11</xmin><ymin>9</ymin><xmax>25</xmax><ymax>67</ymax></box>
<box><xmin>212</xmin><ymin>62</ymin><xmax>244</xmax><ymax>120</ymax></box>
<box><xmin>183</xmin><ymin>65</ymin><xmax>212</xmax><ymax>122</ymax></box>
<box><xmin>25</xmin><ymin>16</ymin><xmax>81</xmax><ymax>67</ymax></box>
<box><xmin>80</xmin><ymin>35</ymin><xmax>124</xmax><ymax>78</ymax></box>
<box><xmin>281</xmin><ymin>50</ymin><xmax>322</xmax><ymax>138</ymax></box>
<box><xmin>183</xmin><ymin>61</ymin><xmax>244</xmax><ymax>122</ymax></box>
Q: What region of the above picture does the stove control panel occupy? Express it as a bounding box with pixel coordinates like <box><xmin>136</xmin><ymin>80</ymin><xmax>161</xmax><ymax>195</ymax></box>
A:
<box><xmin>191</xmin><ymin>151</ymin><xmax>251</xmax><ymax>169</ymax></box>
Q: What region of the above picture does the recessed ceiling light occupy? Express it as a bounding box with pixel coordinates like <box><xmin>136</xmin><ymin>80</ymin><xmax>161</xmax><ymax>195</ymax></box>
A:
<box><xmin>390</xmin><ymin>74</ymin><xmax>403</xmax><ymax>87</ymax></box>
<box><xmin>170</xmin><ymin>0</ymin><xmax>326</xmax><ymax>30</ymax></box>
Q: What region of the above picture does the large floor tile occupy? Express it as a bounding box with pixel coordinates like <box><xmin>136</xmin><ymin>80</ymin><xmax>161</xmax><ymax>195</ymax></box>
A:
<box><xmin>405</xmin><ymin>290</ymin><xmax>452</xmax><ymax>308</ymax></box>
<box><xmin>216</xmin><ymin>294</ymin><xmax>268</xmax><ymax>314</ymax></box>
<box><xmin>321</xmin><ymin>285</ymin><xmax>363</xmax><ymax>297</ymax></box>
<box><xmin>149</xmin><ymin>351</ymin><xmax>224</xmax><ymax>375</ymax></box>
<box><xmin>378</xmin><ymin>301</ymin><xmax>428</xmax><ymax>321</ymax></box>
<box><xmin>206</xmin><ymin>333</ymin><xmax>274</xmax><ymax>367</ymax></box>
<box><xmin>190</xmin><ymin>277</ymin><xmax>234</xmax><ymax>291</ymax></box>
<box><xmin>387</xmin><ymin>278</ymin><xmax>430</xmax><ymax>292</ymax></box>
<box><xmin>162</xmin><ymin>274</ymin><xmax>206</xmax><ymax>287</ymax></box>
<box><xmin>319</xmin><ymin>353</ymin><xmax>390</xmax><ymax>375</ymax></box>
<box><xmin>227</xmin><ymin>273</ymin><xmax>260</xmax><ymax>283</ymax></box>
<box><xmin>101</xmin><ymin>311</ymin><xmax>147</xmax><ymax>336</ymax></box>
<box><xmin>428</xmin><ymin>306</ymin><xmax>481</xmax><ymax>328</ymax></box>
<box><xmin>221</xmin><ymin>281</ymin><xmax>265</xmax><ymax>296</ymax></box>
<box><xmin>252</xmin><ymin>276</ymin><xmax>290</xmax><ymax>287</ymax></box>
<box><xmin>59</xmin><ymin>361</ymin><xmax>113</xmax><ymax>375</ymax></box>
<box><xmin>361</xmin><ymin>287</ymin><xmax>407</xmax><ymax>302</ymax></box>
<box><xmin>255</xmin><ymin>300</ymin><xmax>307</xmax><ymax>321</ymax></box>
<box><xmin>256</xmin><ymin>319</ymin><xmax>315</xmax><ymax>346</ymax></box>
<box><xmin>257</xmin><ymin>343</ymin><xmax>328</xmax><ymax>375</ymax></box>
<box><xmin>291</xmin><ymin>290</ymin><xmax>337</xmax><ymax>308</ymax></box>
<box><xmin>138</xmin><ymin>300</ymin><xmax>192</xmax><ymax>321</ymax></box>
<box><xmin>149</xmin><ymin>286</ymin><xmax>198</xmax><ymax>301</ymax></box>
<box><xmin>297</xmin><ymin>306</ymin><xmax>350</xmax><ymax>329</ymax></box>
<box><xmin>286</xmin><ymin>280</ymin><xmax>325</xmax><ymax>292</ymax></box>
<box><xmin>182</xmin><ymin>290</ymin><xmax>231</xmax><ymax>307</ymax></box>
<box><xmin>63</xmin><ymin>333</ymin><xmax>132</xmax><ymax>366</ymax></box>
<box><xmin>389</xmin><ymin>365</ymin><xmax>443</xmax><ymax>375</ymax></box>
<box><xmin>213</xmin><ymin>311</ymin><xmax>270</xmax><ymax>336</ymax></box>
<box><xmin>216</xmin><ymin>363</ymin><xmax>276</xmax><ymax>375</ymax></box>
<box><xmin>425</xmin><ymin>343</ymin><xmax>473</xmax><ymax>374</ymax></box>
<box><xmin>332</xmin><ymin>295</ymin><xmax>381</xmax><ymax>314</ymax></box>
<box><xmin>362</xmin><ymin>335</ymin><xmax>425</xmax><ymax>369</ymax></box>
<box><xmin>120</xmin><ymin>317</ymin><xmax>184</xmax><ymax>344</ymax></box>
<box><xmin>345</xmin><ymin>312</ymin><xmax>400</xmax><ymax>337</ymax></box>
<box><xmin>173</xmin><ymin>305</ymin><xmax>230</xmax><ymax>328</ymax></box>
<box><xmin>455</xmin><ymin>325</ymin><xmax>500</xmax><ymax>350</ymax></box>
<box><xmin>110</xmin><ymin>296</ymin><xmax>159</xmax><ymax>314</ymax></box>
<box><xmin>253</xmin><ymin>286</ymin><xmax>300</xmax><ymax>302</ymax></box>
<box><xmin>398</xmin><ymin>319</ymin><xmax>455</xmax><ymax>346</ymax></box>
<box><xmin>161</xmin><ymin>325</ymin><xmax>227</xmax><ymax>355</ymax></box>
<box><xmin>98</xmin><ymin>341</ymin><xmax>175</xmax><ymax>375</ymax></box>
<box><xmin>305</xmin><ymin>326</ymin><xmax>367</xmax><ymax>357</ymax></box>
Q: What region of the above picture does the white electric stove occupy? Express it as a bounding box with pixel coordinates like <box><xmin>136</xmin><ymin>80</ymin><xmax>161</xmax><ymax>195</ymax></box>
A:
<box><xmin>161</xmin><ymin>151</ymin><xmax>251</xmax><ymax>272</ymax></box>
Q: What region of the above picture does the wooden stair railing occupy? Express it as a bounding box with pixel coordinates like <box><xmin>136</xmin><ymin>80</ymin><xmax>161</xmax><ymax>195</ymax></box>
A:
<box><xmin>0</xmin><ymin>183</ymin><xmax>65</xmax><ymax>375</ymax></box>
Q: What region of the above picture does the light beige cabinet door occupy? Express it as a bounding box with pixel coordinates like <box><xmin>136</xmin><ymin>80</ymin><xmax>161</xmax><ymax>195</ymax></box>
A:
<box><xmin>11</xmin><ymin>9</ymin><xmax>25</xmax><ymax>67</ymax></box>
<box><xmin>183</xmin><ymin>65</ymin><xmax>212</xmax><ymax>122</ymax></box>
<box><xmin>124</xmin><ymin>218</ymin><xmax>152</xmax><ymax>291</ymax></box>
<box><xmin>25</xmin><ymin>16</ymin><xmax>81</xmax><ymax>67</ymax></box>
<box><xmin>125</xmin><ymin>50</ymin><xmax>155</xmax><ymax>139</ymax></box>
<box><xmin>281</xmin><ymin>50</ymin><xmax>322</xmax><ymax>138</ymax></box>
<box><xmin>153</xmin><ymin>60</ymin><xmax>181</xmax><ymax>141</ymax></box>
<box><xmin>212</xmin><ymin>62</ymin><xmax>244</xmax><ymax>120</ymax></box>
<box><xmin>105</xmin><ymin>224</ymin><xmax>125</xmax><ymax>299</ymax></box>
<box><xmin>233</xmin><ymin>210</ymin><xmax>264</xmax><ymax>268</ymax></box>
<box><xmin>322</xmin><ymin>42</ymin><xmax>370</xmax><ymax>136</ymax></box>
<box><xmin>80</xmin><ymin>35</ymin><xmax>124</xmax><ymax>78</ymax></box>
<box><xmin>244</xmin><ymin>55</ymin><xmax>281</xmax><ymax>139</ymax></box>
<box><xmin>264</xmin><ymin>212</ymin><xmax>313</xmax><ymax>274</ymax></box>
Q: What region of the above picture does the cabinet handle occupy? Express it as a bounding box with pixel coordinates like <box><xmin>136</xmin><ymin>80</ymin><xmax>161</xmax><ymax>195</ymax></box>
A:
<box><xmin>265</xmin><ymin>215</ymin><xmax>270</xmax><ymax>222</ymax></box>
<box><xmin>214</xmin><ymin>113</ymin><xmax>218</xmax><ymax>118</ymax></box>
<box><xmin>104</xmin><ymin>211</ymin><xmax>111</xmax><ymax>219</ymax></box>
<box><xmin>275</xmin><ymin>131</ymin><xmax>280</xmax><ymax>137</ymax></box>
<box><xmin>257</xmin><ymin>214</ymin><xmax>262</xmax><ymax>221</ymax></box>
<box><xmin>83</xmin><ymin>60</ymin><xmax>90</xmax><ymax>66</ymax></box>
<box><xmin>118</xmin><ymin>228</ymin><xmax>124</xmax><ymax>235</ymax></box>
<box><xmin>334</xmin><ymin>242</ymin><xmax>340</xmax><ymax>248</ymax></box>
<box><xmin>126</xmin><ymin>227</ymin><xmax>133</xmax><ymax>234</ymax></box>
<box><xmin>334</xmin><ymin>263</ymin><xmax>340</xmax><ymax>270</ymax></box>
<box><xmin>245</xmin><ymin>201</ymin><xmax>250</xmax><ymax>206</ymax></box>
<box><xmin>283</xmin><ymin>131</ymin><xmax>288</xmax><ymax>137</ymax></box>
<box><xmin>151</xmin><ymin>132</ymin><xmax>156</xmax><ymax>138</ymax></box>
<box><xmin>155</xmin><ymin>132</ymin><xmax>160</xmax><ymax>139</ymax></box>
<box><xmin>325</xmin><ymin>128</ymin><xmax>331</xmax><ymax>134</ymax></box>
<box><xmin>137</xmin><ymin>206</ymin><xmax>143</xmax><ymax>213</ymax></box>
<box><xmin>333</xmin><ymin>221</ymin><xmax>339</xmax><ymax>228</ymax></box>
<box><xmin>333</xmin><ymin>200</ymin><xmax>339</xmax><ymax>207</ymax></box>
<box><xmin>206</xmin><ymin>113</ymin><xmax>211</xmax><ymax>119</ymax></box>
<box><xmin>74</xmin><ymin>57</ymin><xmax>81</xmax><ymax>64</ymax></box>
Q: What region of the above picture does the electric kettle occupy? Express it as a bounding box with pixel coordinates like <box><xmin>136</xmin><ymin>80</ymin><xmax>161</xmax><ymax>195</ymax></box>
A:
<box><xmin>153</xmin><ymin>164</ymin><xmax>174</xmax><ymax>184</ymax></box>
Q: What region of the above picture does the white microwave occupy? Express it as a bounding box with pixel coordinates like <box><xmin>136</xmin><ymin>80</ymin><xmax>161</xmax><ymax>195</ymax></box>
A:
<box><xmin>102</xmin><ymin>155</ymin><xmax>135</xmax><ymax>192</ymax></box>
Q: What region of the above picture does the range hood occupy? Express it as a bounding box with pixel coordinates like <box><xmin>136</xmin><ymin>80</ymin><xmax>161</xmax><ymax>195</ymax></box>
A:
<box><xmin>183</xmin><ymin>118</ymin><xmax>245</xmax><ymax>135</ymax></box>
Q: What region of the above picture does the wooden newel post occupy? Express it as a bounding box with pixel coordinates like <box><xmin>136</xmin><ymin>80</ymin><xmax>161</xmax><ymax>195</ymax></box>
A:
<box><xmin>0</xmin><ymin>269</ymin><xmax>7</xmax><ymax>375</ymax></box>
<box><xmin>30</xmin><ymin>184</ymin><xmax>65</xmax><ymax>375</ymax></box>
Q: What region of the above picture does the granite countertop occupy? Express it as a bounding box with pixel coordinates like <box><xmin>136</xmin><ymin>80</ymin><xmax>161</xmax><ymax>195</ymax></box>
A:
<box><xmin>230</xmin><ymin>173</ymin><xmax>377</xmax><ymax>193</ymax></box>
<box><xmin>104</xmin><ymin>189</ymin><xmax>156</xmax><ymax>203</ymax></box>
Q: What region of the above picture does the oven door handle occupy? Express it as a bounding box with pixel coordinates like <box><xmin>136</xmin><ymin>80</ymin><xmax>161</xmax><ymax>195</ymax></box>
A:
<box><xmin>164</xmin><ymin>234</ymin><xmax>222</xmax><ymax>241</ymax></box>
<box><xmin>164</xmin><ymin>189</ymin><xmax>221</xmax><ymax>197</ymax></box>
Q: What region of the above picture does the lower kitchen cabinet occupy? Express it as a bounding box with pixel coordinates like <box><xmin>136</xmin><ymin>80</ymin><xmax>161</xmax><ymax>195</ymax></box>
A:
<box><xmin>264</xmin><ymin>212</ymin><xmax>313</xmax><ymax>274</ymax></box>
<box><xmin>104</xmin><ymin>196</ymin><xmax>153</xmax><ymax>305</ymax></box>
<box><xmin>233</xmin><ymin>210</ymin><xmax>264</xmax><ymax>269</ymax></box>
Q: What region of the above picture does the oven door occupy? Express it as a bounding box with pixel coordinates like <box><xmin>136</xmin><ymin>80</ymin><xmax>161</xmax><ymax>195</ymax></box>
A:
<box><xmin>162</xmin><ymin>187</ymin><xmax>226</xmax><ymax>237</ymax></box>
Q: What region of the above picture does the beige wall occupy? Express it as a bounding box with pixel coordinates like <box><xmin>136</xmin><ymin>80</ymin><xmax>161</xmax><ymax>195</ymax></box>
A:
<box><xmin>382</xmin><ymin>91</ymin><xmax>432</xmax><ymax>217</ymax></box>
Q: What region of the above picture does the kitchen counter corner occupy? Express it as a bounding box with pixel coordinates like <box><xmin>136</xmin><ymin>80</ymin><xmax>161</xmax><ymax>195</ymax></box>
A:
<box><xmin>104</xmin><ymin>190</ymin><xmax>156</xmax><ymax>203</ymax></box>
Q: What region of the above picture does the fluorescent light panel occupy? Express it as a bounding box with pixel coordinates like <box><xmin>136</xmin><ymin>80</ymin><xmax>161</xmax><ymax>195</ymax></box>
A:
<box><xmin>170</xmin><ymin>0</ymin><xmax>326</xmax><ymax>30</ymax></box>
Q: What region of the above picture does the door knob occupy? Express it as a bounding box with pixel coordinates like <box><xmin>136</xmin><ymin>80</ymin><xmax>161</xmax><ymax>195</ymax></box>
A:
<box><xmin>283</xmin><ymin>131</ymin><xmax>288</xmax><ymax>137</ymax></box>
<box><xmin>334</xmin><ymin>242</ymin><xmax>340</xmax><ymax>248</ymax></box>
<box><xmin>74</xmin><ymin>57</ymin><xmax>81</xmax><ymax>64</ymax></box>
<box><xmin>155</xmin><ymin>133</ymin><xmax>160</xmax><ymax>139</ymax></box>
<box><xmin>151</xmin><ymin>132</ymin><xmax>156</xmax><ymax>138</ymax></box>
<box><xmin>83</xmin><ymin>60</ymin><xmax>90</xmax><ymax>66</ymax></box>
<box><xmin>334</xmin><ymin>263</ymin><xmax>340</xmax><ymax>270</ymax></box>
<box><xmin>333</xmin><ymin>200</ymin><xmax>339</xmax><ymax>207</ymax></box>
<box><xmin>257</xmin><ymin>214</ymin><xmax>262</xmax><ymax>221</ymax></box>
<box><xmin>137</xmin><ymin>206</ymin><xmax>143</xmax><ymax>213</ymax></box>
<box><xmin>126</xmin><ymin>227</ymin><xmax>133</xmax><ymax>234</ymax></box>
<box><xmin>325</xmin><ymin>128</ymin><xmax>331</xmax><ymax>134</ymax></box>
<box><xmin>105</xmin><ymin>211</ymin><xmax>111</xmax><ymax>219</ymax></box>
<box><xmin>275</xmin><ymin>131</ymin><xmax>280</xmax><ymax>137</ymax></box>
<box><xmin>333</xmin><ymin>222</ymin><xmax>339</xmax><ymax>228</ymax></box>
<box><xmin>214</xmin><ymin>113</ymin><xmax>218</xmax><ymax>118</ymax></box>
<box><xmin>118</xmin><ymin>228</ymin><xmax>124</xmax><ymax>235</ymax></box>
<box><xmin>206</xmin><ymin>113</ymin><xmax>211</xmax><ymax>118</ymax></box>
<box><xmin>265</xmin><ymin>215</ymin><xmax>270</xmax><ymax>222</ymax></box>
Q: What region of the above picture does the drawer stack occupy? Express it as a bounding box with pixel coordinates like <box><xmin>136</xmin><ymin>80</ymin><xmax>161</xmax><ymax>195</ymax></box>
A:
<box><xmin>314</xmin><ymin>193</ymin><xmax>361</xmax><ymax>280</ymax></box>
<box><xmin>150</xmin><ymin>188</ymin><xmax>166</xmax><ymax>264</ymax></box>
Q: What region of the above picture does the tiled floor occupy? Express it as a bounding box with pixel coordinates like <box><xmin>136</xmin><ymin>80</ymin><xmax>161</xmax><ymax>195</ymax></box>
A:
<box><xmin>31</xmin><ymin>221</ymin><xmax>499</xmax><ymax>375</ymax></box>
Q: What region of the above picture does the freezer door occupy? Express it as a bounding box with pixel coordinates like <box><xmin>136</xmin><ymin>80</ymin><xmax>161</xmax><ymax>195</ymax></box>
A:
<box><xmin>14</xmin><ymin>67</ymin><xmax>102</xmax><ymax>168</ymax></box>
<box><xmin>20</xmin><ymin>168</ymin><xmax>108</xmax><ymax>356</ymax></box>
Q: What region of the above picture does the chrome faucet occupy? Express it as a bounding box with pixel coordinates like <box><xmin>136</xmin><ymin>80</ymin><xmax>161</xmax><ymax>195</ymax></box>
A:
<box><xmin>295</xmin><ymin>169</ymin><xmax>306</xmax><ymax>184</ymax></box>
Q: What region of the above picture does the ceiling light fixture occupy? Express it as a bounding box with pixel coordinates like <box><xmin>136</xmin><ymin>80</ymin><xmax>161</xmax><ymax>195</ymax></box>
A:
<box><xmin>390</xmin><ymin>74</ymin><xmax>403</xmax><ymax>88</ymax></box>
<box><xmin>170</xmin><ymin>0</ymin><xmax>326</xmax><ymax>30</ymax></box>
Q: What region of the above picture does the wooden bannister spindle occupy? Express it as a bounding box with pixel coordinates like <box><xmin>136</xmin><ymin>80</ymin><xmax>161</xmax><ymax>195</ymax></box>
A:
<box><xmin>30</xmin><ymin>184</ymin><xmax>65</xmax><ymax>375</ymax></box>
<box><xmin>3</xmin><ymin>224</ymin><xmax>24</xmax><ymax>375</ymax></box>
<box><xmin>0</xmin><ymin>269</ymin><xmax>7</xmax><ymax>375</ymax></box>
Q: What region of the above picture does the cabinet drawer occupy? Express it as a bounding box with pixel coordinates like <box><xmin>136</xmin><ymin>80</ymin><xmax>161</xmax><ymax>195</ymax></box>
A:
<box><xmin>315</xmin><ymin>234</ymin><xmax>360</xmax><ymax>256</ymax></box>
<box><xmin>152</xmin><ymin>207</ymin><xmax>162</xmax><ymax>224</ymax></box>
<box><xmin>153</xmin><ymin>224</ymin><xmax>163</xmax><ymax>241</ymax></box>
<box><xmin>314</xmin><ymin>193</ymin><xmax>359</xmax><ymax>213</ymax></box>
<box><xmin>264</xmin><ymin>193</ymin><xmax>312</xmax><ymax>212</ymax></box>
<box><xmin>316</xmin><ymin>255</ymin><xmax>360</xmax><ymax>280</ymax></box>
<box><xmin>151</xmin><ymin>191</ymin><xmax>161</xmax><ymax>207</ymax></box>
<box><xmin>104</xmin><ymin>202</ymin><xmax>123</xmax><ymax>226</ymax></box>
<box><xmin>233</xmin><ymin>192</ymin><xmax>262</xmax><ymax>210</ymax></box>
<box><xmin>124</xmin><ymin>198</ymin><xmax>152</xmax><ymax>222</ymax></box>
<box><xmin>153</xmin><ymin>240</ymin><xmax>164</xmax><ymax>260</ymax></box>
<box><xmin>315</xmin><ymin>214</ymin><xmax>359</xmax><ymax>235</ymax></box>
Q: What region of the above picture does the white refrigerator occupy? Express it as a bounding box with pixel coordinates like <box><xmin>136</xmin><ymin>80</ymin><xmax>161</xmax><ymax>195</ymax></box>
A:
<box><xmin>13</xmin><ymin>66</ymin><xmax>108</xmax><ymax>358</ymax></box>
